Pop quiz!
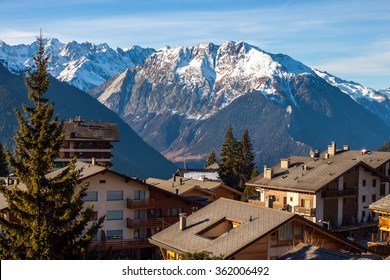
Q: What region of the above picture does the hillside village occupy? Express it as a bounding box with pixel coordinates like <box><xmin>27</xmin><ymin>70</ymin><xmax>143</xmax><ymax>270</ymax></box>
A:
<box><xmin>1</xmin><ymin>118</ymin><xmax>389</xmax><ymax>260</ymax></box>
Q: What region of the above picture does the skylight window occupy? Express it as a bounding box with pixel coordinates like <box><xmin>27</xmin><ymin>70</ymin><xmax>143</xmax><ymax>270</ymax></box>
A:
<box><xmin>197</xmin><ymin>218</ymin><xmax>241</xmax><ymax>239</ymax></box>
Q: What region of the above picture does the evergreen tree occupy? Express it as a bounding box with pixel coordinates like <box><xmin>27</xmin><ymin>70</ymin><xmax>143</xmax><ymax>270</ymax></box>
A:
<box><xmin>0</xmin><ymin>34</ymin><xmax>104</xmax><ymax>260</ymax></box>
<box><xmin>240</xmin><ymin>167</ymin><xmax>260</xmax><ymax>202</ymax></box>
<box><xmin>238</xmin><ymin>129</ymin><xmax>255</xmax><ymax>184</ymax></box>
<box><xmin>219</xmin><ymin>126</ymin><xmax>240</xmax><ymax>187</ymax></box>
<box><xmin>0</xmin><ymin>143</ymin><xmax>9</xmax><ymax>176</ymax></box>
<box><xmin>205</xmin><ymin>151</ymin><xmax>217</xmax><ymax>168</ymax></box>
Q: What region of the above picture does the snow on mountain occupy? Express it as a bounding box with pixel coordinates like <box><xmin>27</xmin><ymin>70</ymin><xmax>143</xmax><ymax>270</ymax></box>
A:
<box><xmin>313</xmin><ymin>69</ymin><xmax>387</xmax><ymax>102</ymax></box>
<box><xmin>92</xmin><ymin>40</ymin><xmax>390</xmax><ymax>167</ymax></box>
<box><xmin>96</xmin><ymin>40</ymin><xmax>319</xmax><ymax>123</ymax></box>
<box><xmin>313</xmin><ymin>69</ymin><xmax>390</xmax><ymax>124</ymax></box>
<box><xmin>0</xmin><ymin>38</ymin><xmax>155</xmax><ymax>91</ymax></box>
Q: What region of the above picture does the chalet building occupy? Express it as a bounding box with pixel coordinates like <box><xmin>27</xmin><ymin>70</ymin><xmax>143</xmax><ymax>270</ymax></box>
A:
<box><xmin>149</xmin><ymin>198</ymin><xmax>367</xmax><ymax>260</ymax></box>
<box><xmin>54</xmin><ymin>117</ymin><xmax>119</xmax><ymax>169</ymax></box>
<box><xmin>368</xmin><ymin>194</ymin><xmax>390</xmax><ymax>258</ymax></box>
<box><xmin>146</xmin><ymin>175</ymin><xmax>242</xmax><ymax>203</ymax></box>
<box><xmin>246</xmin><ymin>141</ymin><xmax>390</xmax><ymax>234</ymax></box>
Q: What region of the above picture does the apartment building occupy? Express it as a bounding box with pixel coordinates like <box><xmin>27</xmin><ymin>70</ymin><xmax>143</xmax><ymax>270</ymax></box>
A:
<box><xmin>47</xmin><ymin>161</ymin><xmax>203</xmax><ymax>259</ymax></box>
<box><xmin>246</xmin><ymin>142</ymin><xmax>390</xmax><ymax>234</ymax></box>
<box><xmin>54</xmin><ymin>117</ymin><xmax>119</xmax><ymax>169</ymax></box>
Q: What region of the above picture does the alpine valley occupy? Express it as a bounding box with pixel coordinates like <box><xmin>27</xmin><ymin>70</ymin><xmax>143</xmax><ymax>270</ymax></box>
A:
<box><xmin>1</xmin><ymin>39</ymin><xmax>389</xmax><ymax>169</ymax></box>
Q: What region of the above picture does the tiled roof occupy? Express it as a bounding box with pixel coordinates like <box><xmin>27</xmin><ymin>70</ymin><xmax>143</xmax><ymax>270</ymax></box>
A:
<box><xmin>63</xmin><ymin>121</ymin><xmax>119</xmax><ymax>141</ymax></box>
<box><xmin>278</xmin><ymin>243</ymin><xmax>380</xmax><ymax>260</ymax></box>
<box><xmin>146</xmin><ymin>177</ymin><xmax>242</xmax><ymax>196</ymax></box>
<box><xmin>247</xmin><ymin>149</ymin><xmax>390</xmax><ymax>193</ymax></box>
<box><xmin>369</xmin><ymin>194</ymin><xmax>390</xmax><ymax>213</ymax></box>
<box><xmin>149</xmin><ymin>198</ymin><xmax>297</xmax><ymax>258</ymax></box>
<box><xmin>46</xmin><ymin>161</ymin><xmax>106</xmax><ymax>180</ymax></box>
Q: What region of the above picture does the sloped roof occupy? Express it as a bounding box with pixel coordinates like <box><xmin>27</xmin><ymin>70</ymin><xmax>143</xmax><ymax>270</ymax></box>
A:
<box><xmin>149</xmin><ymin>198</ymin><xmax>365</xmax><ymax>259</ymax></box>
<box><xmin>247</xmin><ymin>149</ymin><xmax>390</xmax><ymax>193</ymax></box>
<box><xmin>149</xmin><ymin>198</ymin><xmax>296</xmax><ymax>258</ymax></box>
<box><xmin>369</xmin><ymin>194</ymin><xmax>390</xmax><ymax>213</ymax></box>
<box><xmin>63</xmin><ymin>120</ymin><xmax>119</xmax><ymax>141</ymax></box>
<box><xmin>278</xmin><ymin>243</ymin><xmax>380</xmax><ymax>260</ymax></box>
<box><xmin>146</xmin><ymin>177</ymin><xmax>242</xmax><ymax>196</ymax></box>
<box><xmin>46</xmin><ymin>161</ymin><xmax>106</xmax><ymax>180</ymax></box>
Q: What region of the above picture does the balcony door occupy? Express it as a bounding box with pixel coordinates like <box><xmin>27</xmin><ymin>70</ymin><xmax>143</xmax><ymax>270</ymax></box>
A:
<box><xmin>134</xmin><ymin>190</ymin><xmax>146</xmax><ymax>200</ymax></box>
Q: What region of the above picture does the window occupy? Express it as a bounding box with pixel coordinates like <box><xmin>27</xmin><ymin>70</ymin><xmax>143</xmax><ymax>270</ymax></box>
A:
<box><xmin>289</xmin><ymin>197</ymin><xmax>293</xmax><ymax>202</ymax></box>
<box><xmin>134</xmin><ymin>190</ymin><xmax>146</xmax><ymax>200</ymax></box>
<box><xmin>362</xmin><ymin>195</ymin><xmax>366</xmax><ymax>203</ymax></box>
<box><xmin>343</xmin><ymin>198</ymin><xmax>347</xmax><ymax>205</ymax></box>
<box><xmin>372</xmin><ymin>179</ymin><xmax>377</xmax><ymax>187</ymax></box>
<box><xmin>279</xmin><ymin>223</ymin><xmax>293</xmax><ymax>241</ymax></box>
<box><xmin>380</xmin><ymin>184</ymin><xmax>386</xmax><ymax>196</ymax></box>
<box><xmin>362</xmin><ymin>179</ymin><xmax>366</xmax><ymax>187</ymax></box>
<box><xmin>134</xmin><ymin>229</ymin><xmax>146</xmax><ymax>239</ymax></box>
<box><xmin>362</xmin><ymin>211</ymin><xmax>366</xmax><ymax>218</ymax></box>
<box><xmin>168</xmin><ymin>208</ymin><xmax>183</xmax><ymax>217</ymax></box>
<box><xmin>372</xmin><ymin>194</ymin><xmax>376</xmax><ymax>203</ymax></box>
<box><xmin>300</xmin><ymin>199</ymin><xmax>311</xmax><ymax>208</ymax></box>
<box><xmin>84</xmin><ymin>191</ymin><xmax>98</xmax><ymax>201</ymax></box>
<box><xmin>106</xmin><ymin>230</ymin><xmax>123</xmax><ymax>239</ymax></box>
<box><xmin>107</xmin><ymin>191</ymin><xmax>123</xmax><ymax>201</ymax></box>
<box><xmin>106</xmin><ymin>210</ymin><xmax>123</xmax><ymax>220</ymax></box>
<box><xmin>99</xmin><ymin>180</ymin><xmax>106</xmax><ymax>184</ymax></box>
<box><xmin>134</xmin><ymin>210</ymin><xmax>146</xmax><ymax>220</ymax></box>
<box><xmin>148</xmin><ymin>209</ymin><xmax>162</xmax><ymax>218</ymax></box>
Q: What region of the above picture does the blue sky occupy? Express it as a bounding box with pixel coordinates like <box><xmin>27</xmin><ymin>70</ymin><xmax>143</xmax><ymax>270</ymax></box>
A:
<box><xmin>1</xmin><ymin>0</ymin><xmax>389</xmax><ymax>89</ymax></box>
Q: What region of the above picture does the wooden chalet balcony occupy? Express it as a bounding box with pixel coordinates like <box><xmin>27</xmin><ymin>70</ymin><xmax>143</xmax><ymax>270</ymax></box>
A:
<box><xmin>127</xmin><ymin>198</ymin><xmax>155</xmax><ymax>209</ymax></box>
<box><xmin>271</xmin><ymin>201</ymin><xmax>288</xmax><ymax>211</ymax></box>
<box><xmin>321</xmin><ymin>189</ymin><xmax>356</xmax><ymax>198</ymax></box>
<box><xmin>90</xmin><ymin>238</ymin><xmax>155</xmax><ymax>252</ymax></box>
<box><xmin>127</xmin><ymin>217</ymin><xmax>180</xmax><ymax>229</ymax></box>
<box><xmin>294</xmin><ymin>206</ymin><xmax>316</xmax><ymax>217</ymax></box>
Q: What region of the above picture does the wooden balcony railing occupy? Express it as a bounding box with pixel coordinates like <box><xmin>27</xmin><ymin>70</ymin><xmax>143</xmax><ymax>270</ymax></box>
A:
<box><xmin>90</xmin><ymin>238</ymin><xmax>154</xmax><ymax>252</ymax></box>
<box><xmin>127</xmin><ymin>198</ymin><xmax>155</xmax><ymax>209</ymax></box>
<box><xmin>321</xmin><ymin>189</ymin><xmax>356</xmax><ymax>198</ymax></box>
<box><xmin>293</xmin><ymin>206</ymin><xmax>316</xmax><ymax>217</ymax></box>
<box><xmin>271</xmin><ymin>201</ymin><xmax>288</xmax><ymax>211</ymax></box>
<box><xmin>127</xmin><ymin>217</ymin><xmax>179</xmax><ymax>229</ymax></box>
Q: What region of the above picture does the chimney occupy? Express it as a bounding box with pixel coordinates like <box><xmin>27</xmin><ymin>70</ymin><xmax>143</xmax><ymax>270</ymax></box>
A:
<box><xmin>324</xmin><ymin>153</ymin><xmax>329</xmax><ymax>159</ymax></box>
<box><xmin>280</xmin><ymin>158</ymin><xmax>290</xmax><ymax>169</ymax></box>
<box><xmin>179</xmin><ymin>213</ymin><xmax>187</xmax><ymax>230</ymax></box>
<box><xmin>264</xmin><ymin>165</ymin><xmax>274</xmax><ymax>179</ymax></box>
<box><xmin>327</xmin><ymin>141</ymin><xmax>336</xmax><ymax>156</ymax></box>
<box><xmin>180</xmin><ymin>178</ymin><xmax>183</xmax><ymax>185</ymax></box>
<box><xmin>310</xmin><ymin>150</ymin><xmax>320</xmax><ymax>158</ymax></box>
<box><xmin>91</xmin><ymin>157</ymin><xmax>96</xmax><ymax>165</ymax></box>
<box><xmin>343</xmin><ymin>145</ymin><xmax>350</xmax><ymax>151</ymax></box>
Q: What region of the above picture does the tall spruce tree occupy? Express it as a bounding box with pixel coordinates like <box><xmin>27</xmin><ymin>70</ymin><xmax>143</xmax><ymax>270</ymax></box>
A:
<box><xmin>205</xmin><ymin>151</ymin><xmax>218</xmax><ymax>168</ymax></box>
<box><xmin>219</xmin><ymin>126</ymin><xmax>240</xmax><ymax>187</ymax></box>
<box><xmin>0</xmin><ymin>143</ymin><xmax>9</xmax><ymax>176</ymax></box>
<box><xmin>238</xmin><ymin>129</ymin><xmax>255</xmax><ymax>184</ymax></box>
<box><xmin>0</xmin><ymin>34</ymin><xmax>104</xmax><ymax>260</ymax></box>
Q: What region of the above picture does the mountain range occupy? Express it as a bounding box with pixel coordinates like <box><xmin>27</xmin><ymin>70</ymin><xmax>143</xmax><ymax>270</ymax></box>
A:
<box><xmin>0</xmin><ymin>63</ymin><xmax>177</xmax><ymax>179</ymax></box>
<box><xmin>1</xmin><ymin>39</ymin><xmax>389</xmax><ymax>169</ymax></box>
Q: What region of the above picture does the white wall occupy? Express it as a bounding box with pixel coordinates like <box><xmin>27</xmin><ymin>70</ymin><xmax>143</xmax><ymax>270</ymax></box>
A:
<box><xmin>83</xmin><ymin>172</ymin><xmax>150</xmax><ymax>240</ymax></box>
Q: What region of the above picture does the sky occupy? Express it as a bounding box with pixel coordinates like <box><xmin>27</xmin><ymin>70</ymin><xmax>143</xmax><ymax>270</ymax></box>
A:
<box><xmin>0</xmin><ymin>0</ymin><xmax>389</xmax><ymax>89</ymax></box>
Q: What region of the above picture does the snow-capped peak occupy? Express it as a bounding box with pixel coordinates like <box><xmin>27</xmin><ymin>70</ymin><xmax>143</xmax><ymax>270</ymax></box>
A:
<box><xmin>313</xmin><ymin>68</ymin><xmax>387</xmax><ymax>103</ymax></box>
